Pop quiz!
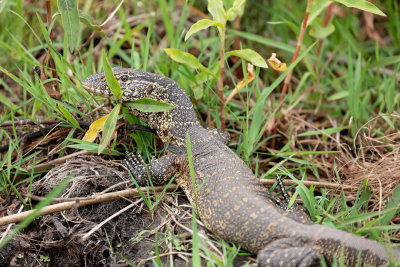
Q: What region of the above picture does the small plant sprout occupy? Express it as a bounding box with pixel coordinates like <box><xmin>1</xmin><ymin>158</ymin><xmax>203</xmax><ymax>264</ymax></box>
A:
<box><xmin>165</xmin><ymin>0</ymin><xmax>269</xmax><ymax>130</ymax></box>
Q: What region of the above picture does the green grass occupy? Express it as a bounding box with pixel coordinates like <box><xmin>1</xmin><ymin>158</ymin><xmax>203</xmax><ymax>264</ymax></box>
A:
<box><xmin>0</xmin><ymin>0</ymin><xmax>399</xmax><ymax>266</ymax></box>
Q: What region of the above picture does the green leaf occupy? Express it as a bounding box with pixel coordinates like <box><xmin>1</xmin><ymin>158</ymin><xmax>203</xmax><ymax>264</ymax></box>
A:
<box><xmin>125</xmin><ymin>98</ymin><xmax>175</xmax><ymax>113</ymax></box>
<box><xmin>226</xmin><ymin>0</ymin><xmax>245</xmax><ymax>20</ymax></box>
<box><xmin>334</xmin><ymin>0</ymin><xmax>385</xmax><ymax>16</ymax></box>
<box><xmin>327</xmin><ymin>91</ymin><xmax>349</xmax><ymax>101</ymax></box>
<box><xmin>57</xmin><ymin>0</ymin><xmax>80</xmax><ymax>51</ymax></box>
<box><xmin>0</xmin><ymin>0</ymin><xmax>7</xmax><ymax>13</ymax></box>
<box><xmin>57</xmin><ymin>103</ymin><xmax>80</xmax><ymax>129</ymax></box>
<box><xmin>230</xmin><ymin>30</ymin><xmax>295</xmax><ymax>53</ymax></box>
<box><xmin>208</xmin><ymin>0</ymin><xmax>226</xmax><ymax>22</ymax></box>
<box><xmin>225</xmin><ymin>49</ymin><xmax>268</xmax><ymax>68</ymax></box>
<box><xmin>0</xmin><ymin>92</ymin><xmax>13</xmax><ymax>108</ymax></box>
<box><xmin>190</xmin><ymin>61</ymin><xmax>219</xmax><ymax>100</ymax></box>
<box><xmin>308</xmin><ymin>0</ymin><xmax>332</xmax><ymax>26</ymax></box>
<box><xmin>186</xmin><ymin>133</ymin><xmax>199</xmax><ymax>213</ymax></box>
<box><xmin>309</xmin><ymin>18</ymin><xmax>335</xmax><ymax>39</ymax></box>
<box><xmin>164</xmin><ymin>48</ymin><xmax>216</xmax><ymax>77</ymax></box>
<box><xmin>368</xmin><ymin>55</ymin><xmax>400</xmax><ymax>69</ymax></box>
<box><xmin>101</xmin><ymin>50</ymin><xmax>122</xmax><ymax>100</ymax></box>
<box><xmin>185</xmin><ymin>19</ymin><xmax>223</xmax><ymax>41</ymax></box>
<box><xmin>379</xmin><ymin>184</ymin><xmax>400</xmax><ymax>225</ymax></box>
<box><xmin>159</xmin><ymin>0</ymin><xmax>175</xmax><ymax>47</ymax></box>
<box><xmin>384</xmin><ymin>64</ymin><xmax>399</xmax><ymax>114</ymax></box>
<box><xmin>79</xmin><ymin>13</ymin><xmax>105</xmax><ymax>37</ymax></box>
<box><xmin>67</xmin><ymin>138</ymin><xmax>121</xmax><ymax>155</ymax></box>
<box><xmin>143</xmin><ymin>14</ymin><xmax>156</xmax><ymax>71</ymax></box>
<box><xmin>98</xmin><ymin>104</ymin><xmax>121</xmax><ymax>154</ymax></box>
<box><xmin>191</xmin><ymin>208</ymin><xmax>201</xmax><ymax>266</ymax></box>
<box><xmin>297</xmin><ymin>126</ymin><xmax>348</xmax><ymax>137</ymax></box>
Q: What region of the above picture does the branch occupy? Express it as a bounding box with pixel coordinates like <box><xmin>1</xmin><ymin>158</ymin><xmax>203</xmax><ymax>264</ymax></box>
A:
<box><xmin>0</xmin><ymin>185</ymin><xmax>179</xmax><ymax>226</ymax></box>
<box><xmin>0</xmin><ymin>177</ymin><xmax>345</xmax><ymax>227</ymax></box>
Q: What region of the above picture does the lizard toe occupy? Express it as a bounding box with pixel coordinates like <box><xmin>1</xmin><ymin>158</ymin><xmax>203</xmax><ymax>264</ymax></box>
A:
<box><xmin>123</xmin><ymin>151</ymin><xmax>148</xmax><ymax>185</ymax></box>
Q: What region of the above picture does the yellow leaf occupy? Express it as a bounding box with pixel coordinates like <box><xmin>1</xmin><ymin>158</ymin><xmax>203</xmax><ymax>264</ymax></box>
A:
<box><xmin>82</xmin><ymin>114</ymin><xmax>110</xmax><ymax>142</ymax></box>
<box><xmin>267</xmin><ymin>53</ymin><xmax>287</xmax><ymax>72</ymax></box>
<box><xmin>225</xmin><ymin>64</ymin><xmax>255</xmax><ymax>105</ymax></box>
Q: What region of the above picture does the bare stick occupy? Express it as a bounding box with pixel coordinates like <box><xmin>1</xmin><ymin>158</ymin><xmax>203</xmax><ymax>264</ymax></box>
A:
<box><xmin>0</xmin><ymin>185</ymin><xmax>178</xmax><ymax>226</ymax></box>
<box><xmin>0</xmin><ymin>177</ymin><xmax>345</xmax><ymax>227</ymax></box>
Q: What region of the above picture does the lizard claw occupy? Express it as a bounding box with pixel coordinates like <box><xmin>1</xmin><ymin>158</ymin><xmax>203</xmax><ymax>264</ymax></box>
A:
<box><xmin>122</xmin><ymin>151</ymin><xmax>147</xmax><ymax>185</ymax></box>
<box><xmin>275</xmin><ymin>174</ymin><xmax>311</xmax><ymax>223</ymax></box>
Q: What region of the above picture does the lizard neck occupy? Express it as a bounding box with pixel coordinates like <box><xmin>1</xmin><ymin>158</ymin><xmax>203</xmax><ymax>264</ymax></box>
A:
<box><xmin>155</xmin><ymin>106</ymin><xmax>201</xmax><ymax>147</ymax></box>
<box><xmin>126</xmin><ymin>80</ymin><xmax>201</xmax><ymax>147</ymax></box>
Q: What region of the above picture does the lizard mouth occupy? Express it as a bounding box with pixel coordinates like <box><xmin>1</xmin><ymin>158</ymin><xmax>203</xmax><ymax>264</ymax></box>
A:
<box><xmin>121</xmin><ymin>90</ymin><xmax>139</xmax><ymax>102</ymax></box>
<box><xmin>82</xmin><ymin>72</ymin><xmax>113</xmax><ymax>97</ymax></box>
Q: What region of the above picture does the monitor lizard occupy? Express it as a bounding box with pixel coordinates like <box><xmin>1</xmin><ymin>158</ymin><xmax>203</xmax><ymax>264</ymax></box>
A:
<box><xmin>82</xmin><ymin>67</ymin><xmax>400</xmax><ymax>266</ymax></box>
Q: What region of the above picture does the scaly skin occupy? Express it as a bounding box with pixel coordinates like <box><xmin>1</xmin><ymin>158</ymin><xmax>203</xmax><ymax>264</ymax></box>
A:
<box><xmin>83</xmin><ymin>68</ymin><xmax>400</xmax><ymax>267</ymax></box>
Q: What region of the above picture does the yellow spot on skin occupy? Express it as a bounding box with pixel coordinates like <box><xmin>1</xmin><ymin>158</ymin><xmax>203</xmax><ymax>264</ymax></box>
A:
<box><xmin>234</xmin><ymin>205</ymin><xmax>240</xmax><ymax>210</ymax></box>
<box><xmin>250</xmin><ymin>213</ymin><xmax>257</xmax><ymax>219</ymax></box>
<box><xmin>243</xmin><ymin>197</ymin><xmax>248</xmax><ymax>202</ymax></box>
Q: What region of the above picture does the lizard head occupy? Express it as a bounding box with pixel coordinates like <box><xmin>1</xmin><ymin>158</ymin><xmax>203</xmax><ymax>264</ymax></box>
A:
<box><xmin>82</xmin><ymin>67</ymin><xmax>164</xmax><ymax>102</ymax></box>
<box><xmin>83</xmin><ymin>67</ymin><xmax>200</xmax><ymax>145</ymax></box>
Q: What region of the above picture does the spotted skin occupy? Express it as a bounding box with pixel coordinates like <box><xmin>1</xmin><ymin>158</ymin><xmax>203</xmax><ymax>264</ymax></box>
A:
<box><xmin>83</xmin><ymin>68</ymin><xmax>400</xmax><ymax>267</ymax></box>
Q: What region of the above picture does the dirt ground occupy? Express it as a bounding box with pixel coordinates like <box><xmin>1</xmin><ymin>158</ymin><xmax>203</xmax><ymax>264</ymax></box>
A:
<box><xmin>0</xmin><ymin>156</ymin><xmax>254</xmax><ymax>267</ymax></box>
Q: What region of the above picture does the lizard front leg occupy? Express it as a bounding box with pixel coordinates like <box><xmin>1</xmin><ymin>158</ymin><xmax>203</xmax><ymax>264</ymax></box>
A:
<box><xmin>123</xmin><ymin>152</ymin><xmax>178</xmax><ymax>186</ymax></box>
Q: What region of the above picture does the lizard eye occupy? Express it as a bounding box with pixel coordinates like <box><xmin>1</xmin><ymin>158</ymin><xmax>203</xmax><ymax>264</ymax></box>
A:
<box><xmin>120</xmin><ymin>75</ymin><xmax>128</xmax><ymax>82</ymax></box>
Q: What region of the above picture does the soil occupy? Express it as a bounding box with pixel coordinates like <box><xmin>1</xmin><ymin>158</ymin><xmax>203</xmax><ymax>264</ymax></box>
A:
<box><xmin>0</xmin><ymin>156</ymin><xmax>255</xmax><ymax>267</ymax></box>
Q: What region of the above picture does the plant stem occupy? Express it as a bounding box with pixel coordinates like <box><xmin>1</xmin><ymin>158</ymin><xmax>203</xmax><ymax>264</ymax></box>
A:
<box><xmin>232</xmin><ymin>16</ymin><xmax>243</xmax><ymax>79</ymax></box>
<box><xmin>279</xmin><ymin>0</ymin><xmax>312</xmax><ymax>105</ymax></box>
<box><xmin>271</xmin><ymin>0</ymin><xmax>313</xmax><ymax>148</ymax></box>
<box><xmin>317</xmin><ymin>3</ymin><xmax>334</xmax><ymax>57</ymax></box>
<box><xmin>218</xmin><ymin>26</ymin><xmax>226</xmax><ymax>131</ymax></box>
